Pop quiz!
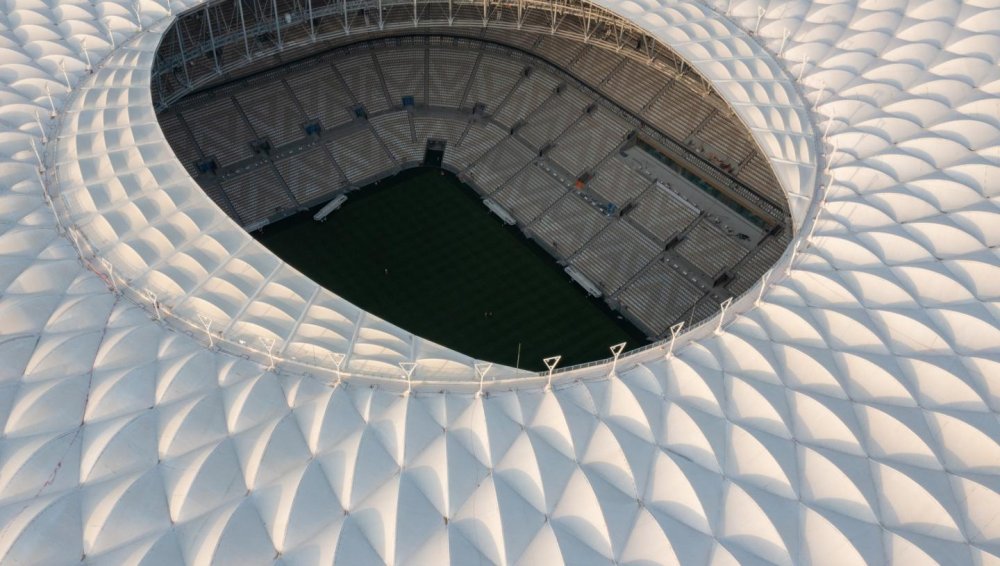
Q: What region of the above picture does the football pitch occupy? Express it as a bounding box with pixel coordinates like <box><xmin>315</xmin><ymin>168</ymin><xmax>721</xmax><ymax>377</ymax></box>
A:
<box><xmin>256</xmin><ymin>168</ymin><xmax>648</xmax><ymax>371</ymax></box>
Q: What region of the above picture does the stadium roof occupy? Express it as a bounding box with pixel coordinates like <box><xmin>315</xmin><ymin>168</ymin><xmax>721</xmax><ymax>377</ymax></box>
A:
<box><xmin>1</xmin><ymin>0</ymin><xmax>998</xmax><ymax>563</ymax></box>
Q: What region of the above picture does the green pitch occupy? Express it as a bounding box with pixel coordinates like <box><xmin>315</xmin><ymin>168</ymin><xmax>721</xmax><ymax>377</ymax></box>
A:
<box><xmin>256</xmin><ymin>167</ymin><xmax>648</xmax><ymax>371</ymax></box>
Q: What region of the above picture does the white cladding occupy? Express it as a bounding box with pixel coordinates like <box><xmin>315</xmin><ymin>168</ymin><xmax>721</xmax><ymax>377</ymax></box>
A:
<box><xmin>0</xmin><ymin>0</ymin><xmax>998</xmax><ymax>564</ymax></box>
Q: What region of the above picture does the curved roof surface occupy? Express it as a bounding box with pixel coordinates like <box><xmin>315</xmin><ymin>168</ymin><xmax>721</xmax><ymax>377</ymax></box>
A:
<box><xmin>0</xmin><ymin>0</ymin><xmax>998</xmax><ymax>563</ymax></box>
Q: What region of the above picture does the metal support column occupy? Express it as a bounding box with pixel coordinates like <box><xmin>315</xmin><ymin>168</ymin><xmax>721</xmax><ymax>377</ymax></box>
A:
<box><xmin>175</xmin><ymin>24</ymin><xmax>192</xmax><ymax>86</ymax></box>
<box><xmin>238</xmin><ymin>0</ymin><xmax>252</xmax><ymax>59</ymax></box>
<box><xmin>273</xmin><ymin>0</ymin><xmax>283</xmax><ymax>48</ymax></box>
<box><xmin>308</xmin><ymin>0</ymin><xmax>315</xmax><ymax>38</ymax></box>
<box><xmin>205</xmin><ymin>6</ymin><xmax>221</xmax><ymax>73</ymax></box>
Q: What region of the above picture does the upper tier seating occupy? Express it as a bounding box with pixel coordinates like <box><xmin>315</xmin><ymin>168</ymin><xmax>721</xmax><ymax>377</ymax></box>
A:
<box><xmin>675</xmin><ymin>219</ymin><xmax>749</xmax><ymax>277</ymax></box>
<box><xmin>529</xmin><ymin>194</ymin><xmax>609</xmax><ymax>259</ymax></box>
<box><xmin>178</xmin><ymin>96</ymin><xmax>255</xmax><ymax>167</ymax></box>
<box><xmin>328</xmin><ymin>128</ymin><xmax>394</xmax><ymax>183</ymax></box>
<box><xmin>284</xmin><ymin>64</ymin><xmax>356</xmax><ymax>129</ymax></box>
<box><xmin>494</xmin><ymin>164</ymin><xmax>567</xmax><ymax>224</ymax></box>
<box><xmin>428</xmin><ymin>48</ymin><xmax>478</xmax><ymax>108</ymax></box>
<box><xmin>629</xmin><ymin>183</ymin><xmax>700</xmax><ymax>242</ymax></box>
<box><xmin>571</xmin><ymin>221</ymin><xmax>660</xmax><ymax>294</ymax></box>
<box><xmin>548</xmin><ymin>109</ymin><xmax>629</xmax><ymax>177</ymax></box>
<box><xmin>588</xmin><ymin>156</ymin><xmax>653</xmax><ymax>205</ymax></box>
<box><xmin>336</xmin><ymin>54</ymin><xmax>391</xmax><ymax>114</ymax></box>
<box><xmin>274</xmin><ymin>147</ymin><xmax>346</xmax><ymax>205</ymax></box>
<box><xmin>618</xmin><ymin>259</ymin><xmax>706</xmax><ymax>334</ymax></box>
<box><xmin>235</xmin><ymin>81</ymin><xmax>304</xmax><ymax>147</ymax></box>
<box><xmin>377</xmin><ymin>48</ymin><xmax>426</xmax><ymax>107</ymax></box>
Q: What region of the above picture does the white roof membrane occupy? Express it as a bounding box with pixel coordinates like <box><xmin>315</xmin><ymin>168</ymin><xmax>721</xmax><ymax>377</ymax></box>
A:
<box><xmin>0</xmin><ymin>0</ymin><xmax>997</xmax><ymax>563</ymax></box>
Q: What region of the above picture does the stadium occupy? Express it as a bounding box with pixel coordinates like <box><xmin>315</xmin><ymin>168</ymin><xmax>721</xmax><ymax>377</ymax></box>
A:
<box><xmin>151</xmin><ymin>2</ymin><xmax>795</xmax><ymax>368</ymax></box>
<box><xmin>0</xmin><ymin>0</ymin><xmax>998</xmax><ymax>562</ymax></box>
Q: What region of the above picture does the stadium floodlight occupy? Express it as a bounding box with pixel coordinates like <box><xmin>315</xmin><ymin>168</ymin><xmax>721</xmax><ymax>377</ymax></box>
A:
<box><xmin>823</xmin><ymin>114</ymin><xmax>834</xmax><ymax>140</ymax></box>
<box><xmin>714</xmin><ymin>297</ymin><xmax>734</xmax><ymax>335</ymax></box>
<box><xmin>543</xmin><ymin>356</ymin><xmax>561</xmax><ymax>391</ymax></box>
<box><xmin>142</xmin><ymin>289</ymin><xmax>161</xmax><ymax>320</ymax></box>
<box><xmin>104</xmin><ymin>18</ymin><xmax>114</xmax><ymax>49</ymax></box>
<box><xmin>814</xmin><ymin>81</ymin><xmax>825</xmax><ymax>111</ymax></box>
<box><xmin>798</xmin><ymin>54</ymin><xmax>809</xmax><ymax>81</ymax></box>
<box><xmin>753</xmin><ymin>7</ymin><xmax>765</xmax><ymax>36</ymax></box>
<box><xmin>34</xmin><ymin>112</ymin><xmax>47</xmax><ymax>145</ymax></box>
<box><xmin>258</xmin><ymin>336</ymin><xmax>277</xmax><ymax>370</ymax></box>
<box><xmin>198</xmin><ymin>315</ymin><xmax>214</xmax><ymax>348</ymax></box>
<box><xmin>59</xmin><ymin>59</ymin><xmax>71</xmax><ymax>92</ymax></box>
<box><xmin>474</xmin><ymin>363</ymin><xmax>492</xmax><ymax>398</ymax></box>
<box><xmin>755</xmin><ymin>268</ymin><xmax>773</xmax><ymax>307</ymax></box>
<box><xmin>132</xmin><ymin>0</ymin><xmax>142</xmax><ymax>31</ymax></box>
<box><xmin>806</xmin><ymin>209</ymin><xmax>822</xmax><ymax>247</ymax></box>
<box><xmin>666</xmin><ymin>322</ymin><xmax>684</xmax><ymax>358</ymax></box>
<box><xmin>778</xmin><ymin>29</ymin><xmax>790</xmax><ymax>57</ymax></box>
<box><xmin>825</xmin><ymin>139</ymin><xmax>839</xmax><ymax>174</ymax></box>
<box><xmin>81</xmin><ymin>38</ymin><xmax>92</xmax><ymax>73</ymax></box>
<box><xmin>99</xmin><ymin>258</ymin><xmax>116</xmax><ymax>293</ymax></box>
<box><xmin>786</xmin><ymin>240</ymin><xmax>802</xmax><ymax>276</ymax></box>
<box><xmin>399</xmin><ymin>362</ymin><xmax>417</xmax><ymax>396</ymax></box>
<box><xmin>328</xmin><ymin>352</ymin><xmax>346</xmax><ymax>387</ymax></box>
<box><xmin>609</xmin><ymin>342</ymin><xmax>627</xmax><ymax>376</ymax></box>
<box><xmin>29</xmin><ymin>139</ymin><xmax>45</xmax><ymax>172</ymax></box>
<box><xmin>44</xmin><ymin>84</ymin><xmax>56</xmax><ymax>118</ymax></box>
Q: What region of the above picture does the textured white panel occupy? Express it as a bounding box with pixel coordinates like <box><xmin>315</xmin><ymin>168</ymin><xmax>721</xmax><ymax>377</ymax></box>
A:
<box><xmin>0</xmin><ymin>0</ymin><xmax>997</xmax><ymax>563</ymax></box>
